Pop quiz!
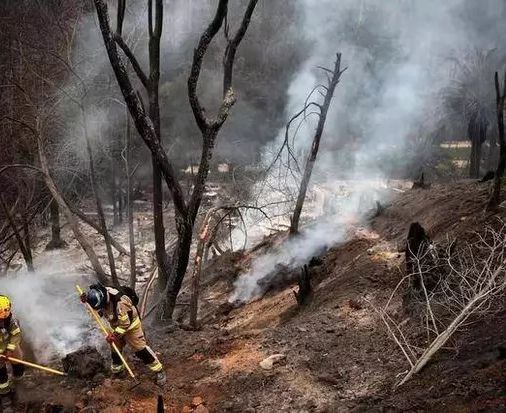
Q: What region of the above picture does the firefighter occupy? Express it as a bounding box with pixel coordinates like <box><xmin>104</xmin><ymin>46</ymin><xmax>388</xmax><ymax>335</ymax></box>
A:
<box><xmin>80</xmin><ymin>284</ymin><xmax>166</xmax><ymax>385</ymax></box>
<box><xmin>0</xmin><ymin>295</ymin><xmax>24</xmax><ymax>412</ymax></box>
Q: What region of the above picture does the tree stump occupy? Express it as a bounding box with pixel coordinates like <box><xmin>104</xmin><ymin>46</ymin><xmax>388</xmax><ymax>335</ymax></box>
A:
<box><xmin>412</xmin><ymin>172</ymin><xmax>430</xmax><ymax>189</ymax></box>
<box><xmin>293</xmin><ymin>265</ymin><xmax>312</xmax><ymax>306</ymax></box>
<box><xmin>405</xmin><ymin>222</ymin><xmax>432</xmax><ymax>294</ymax></box>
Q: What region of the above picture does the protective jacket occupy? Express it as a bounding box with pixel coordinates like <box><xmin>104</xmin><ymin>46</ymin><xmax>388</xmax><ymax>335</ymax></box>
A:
<box><xmin>100</xmin><ymin>287</ymin><xmax>162</xmax><ymax>374</ymax></box>
<box><xmin>0</xmin><ymin>315</ymin><xmax>23</xmax><ymax>395</ymax></box>
<box><xmin>102</xmin><ymin>287</ymin><xmax>141</xmax><ymax>336</ymax></box>
<box><xmin>0</xmin><ymin>316</ymin><xmax>21</xmax><ymax>354</ymax></box>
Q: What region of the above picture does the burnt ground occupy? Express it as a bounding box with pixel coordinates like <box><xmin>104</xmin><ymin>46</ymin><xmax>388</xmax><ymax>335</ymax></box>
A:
<box><xmin>8</xmin><ymin>180</ymin><xmax>506</xmax><ymax>412</ymax></box>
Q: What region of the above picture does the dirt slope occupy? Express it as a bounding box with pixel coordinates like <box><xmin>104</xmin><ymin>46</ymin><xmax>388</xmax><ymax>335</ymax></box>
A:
<box><xmin>12</xmin><ymin>181</ymin><xmax>506</xmax><ymax>412</ymax></box>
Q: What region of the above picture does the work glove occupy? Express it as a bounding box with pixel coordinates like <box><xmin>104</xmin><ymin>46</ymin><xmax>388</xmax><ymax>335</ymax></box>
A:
<box><xmin>106</xmin><ymin>332</ymin><xmax>120</xmax><ymax>345</ymax></box>
<box><xmin>80</xmin><ymin>292</ymin><xmax>88</xmax><ymax>303</ymax></box>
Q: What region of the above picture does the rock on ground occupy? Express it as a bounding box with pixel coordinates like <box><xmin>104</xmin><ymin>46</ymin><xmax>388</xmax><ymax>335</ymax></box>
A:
<box><xmin>259</xmin><ymin>354</ymin><xmax>286</xmax><ymax>370</ymax></box>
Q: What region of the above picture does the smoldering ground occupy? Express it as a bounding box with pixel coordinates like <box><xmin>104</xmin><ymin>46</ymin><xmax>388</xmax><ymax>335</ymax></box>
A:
<box><xmin>0</xmin><ymin>252</ymin><xmax>103</xmax><ymax>363</ymax></box>
<box><xmin>229</xmin><ymin>0</ymin><xmax>506</xmax><ymax>302</ymax></box>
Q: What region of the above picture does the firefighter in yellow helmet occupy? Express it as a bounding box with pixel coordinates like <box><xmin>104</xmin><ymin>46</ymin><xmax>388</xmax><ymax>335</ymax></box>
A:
<box><xmin>80</xmin><ymin>284</ymin><xmax>166</xmax><ymax>385</ymax></box>
<box><xmin>0</xmin><ymin>295</ymin><xmax>24</xmax><ymax>401</ymax></box>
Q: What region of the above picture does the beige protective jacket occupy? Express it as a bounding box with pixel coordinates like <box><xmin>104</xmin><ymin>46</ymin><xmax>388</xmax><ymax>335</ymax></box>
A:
<box><xmin>102</xmin><ymin>287</ymin><xmax>141</xmax><ymax>336</ymax></box>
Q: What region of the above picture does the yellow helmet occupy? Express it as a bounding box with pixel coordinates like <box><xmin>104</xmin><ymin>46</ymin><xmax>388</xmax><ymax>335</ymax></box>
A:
<box><xmin>0</xmin><ymin>296</ymin><xmax>12</xmax><ymax>319</ymax></box>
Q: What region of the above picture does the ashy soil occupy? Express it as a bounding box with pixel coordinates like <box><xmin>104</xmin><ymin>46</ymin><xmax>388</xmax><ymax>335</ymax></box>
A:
<box><xmin>7</xmin><ymin>180</ymin><xmax>506</xmax><ymax>412</ymax></box>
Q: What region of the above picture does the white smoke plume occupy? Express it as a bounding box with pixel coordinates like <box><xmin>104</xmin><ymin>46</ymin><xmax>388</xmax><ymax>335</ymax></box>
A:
<box><xmin>230</xmin><ymin>179</ymin><xmax>386</xmax><ymax>303</ymax></box>
<box><xmin>0</xmin><ymin>252</ymin><xmax>102</xmax><ymax>363</ymax></box>
<box><xmin>229</xmin><ymin>0</ymin><xmax>506</xmax><ymax>302</ymax></box>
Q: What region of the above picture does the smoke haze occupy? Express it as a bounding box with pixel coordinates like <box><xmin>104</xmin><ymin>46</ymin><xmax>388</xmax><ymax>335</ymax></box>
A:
<box><xmin>229</xmin><ymin>0</ymin><xmax>506</xmax><ymax>302</ymax></box>
<box><xmin>0</xmin><ymin>253</ymin><xmax>102</xmax><ymax>363</ymax></box>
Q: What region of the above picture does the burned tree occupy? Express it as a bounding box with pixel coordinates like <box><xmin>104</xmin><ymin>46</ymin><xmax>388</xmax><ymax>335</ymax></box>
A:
<box><xmin>442</xmin><ymin>49</ymin><xmax>497</xmax><ymax>179</ymax></box>
<box><xmin>290</xmin><ymin>54</ymin><xmax>346</xmax><ymax>235</ymax></box>
<box><xmin>293</xmin><ymin>265</ymin><xmax>312</xmax><ymax>306</ymax></box>
<box><xmin>487</xmin><ymin>71</ymin><xmax>506</xmax><ymax>210</ymax></box>
<box><xmin>468</xmin><ymin>110</ymin><xmax>489</xmax><ymax>179</ymax></box>
<box><xmin>94</xmin><ymin>0</ymin><xmax>259</xmax><ymax>318</ymax></box>
<box><xmin>45</xmin><ymin>198</ymin><xmax>66</xmax><ymax>250</ymax></box>
<box><xmin>114</xmin><ymin>0</ymin><xmax>170</xmax><ymax>294</ymax></box>
<box><xmin>405</xmin><ymin>222</ymin><xmax>433</xmax><ymax>293</ymax></box>
<box><xmin>412</xmin><ymin>172</ymin><xmax>430</xmax><ymax>189</ymax></box>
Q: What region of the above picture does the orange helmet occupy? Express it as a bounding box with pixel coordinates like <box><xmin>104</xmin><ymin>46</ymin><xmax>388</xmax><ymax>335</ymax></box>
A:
<box><xmin>0</xmin><ymin>295</ymin><xmax>12</xmax><ymax>319</ymax></box>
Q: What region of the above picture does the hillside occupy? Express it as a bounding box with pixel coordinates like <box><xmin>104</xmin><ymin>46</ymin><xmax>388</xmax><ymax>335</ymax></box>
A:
<box><xmin>12</xmin><ymin>180</ymin><xmax>505</xmax><ymax>412</ymax></box>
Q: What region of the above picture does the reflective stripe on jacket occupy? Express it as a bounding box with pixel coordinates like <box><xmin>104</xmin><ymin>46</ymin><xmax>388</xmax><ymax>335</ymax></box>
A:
<box><xmin>103</xmin><ymin>288</ymin><xmax>141</xmax><ymax>336</ymax></box>
<box><xmin>0</xmin><ymin>316</ymin><xmax>21</xmax><ymax>353</ymax></box>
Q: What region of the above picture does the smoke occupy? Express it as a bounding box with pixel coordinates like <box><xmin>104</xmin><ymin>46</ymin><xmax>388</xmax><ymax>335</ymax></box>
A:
<box><xmin>229</xmin><ymin>0</ymin><xmax>506</xmax><ymax>302</ymax></box>
<box><xmin>54</xmin><ymin>0</ymin><xmax>306</xmax><ymax>178</ymax></box>
<box><xmin>230</xmin><ymin>179</ymin><xmax>386</xmax><ymax>302</ymax></box>
<box><xmin>0</xmin><ymin>252</ymin><xmax>102</xmax><ymax>363</ymax></box>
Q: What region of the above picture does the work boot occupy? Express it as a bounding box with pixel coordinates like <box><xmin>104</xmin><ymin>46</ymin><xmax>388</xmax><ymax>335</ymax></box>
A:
<box><xmin>110</xmin><ymin>364</ymin><xmax>126</xmax><ymax>379</ymax></box>
<box><xmin>155</xmin><ymin>371</ymin><xmax>166</xmax><ymax>386</ymax></box>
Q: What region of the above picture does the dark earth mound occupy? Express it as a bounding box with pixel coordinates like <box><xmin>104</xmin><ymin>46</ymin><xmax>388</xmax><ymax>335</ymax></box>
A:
<box><xmin>61</xmin><ymin>347</ymin><xmax>106</xmax><ymax>379</ymax></box>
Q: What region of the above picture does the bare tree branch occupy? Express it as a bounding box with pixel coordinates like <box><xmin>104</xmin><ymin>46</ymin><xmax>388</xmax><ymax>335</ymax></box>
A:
<box><xmin>187</xmin><ymin>0</ymin><xmax>229</xmax><ymax>133</ymax></box>
<box><xmin>113</xmin><ymin>34</ymin><xmax>149</xmax><ymax>89</ymax></box>
<box><xmin>94</xmin><ymin>0</ymin><xmax>188</xmax><ymax>218</ymax></box>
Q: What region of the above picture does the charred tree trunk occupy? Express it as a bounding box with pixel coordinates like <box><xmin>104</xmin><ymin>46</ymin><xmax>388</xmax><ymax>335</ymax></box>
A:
<box><xmin>412</xmin><ymin>172</ymin><xmax>430</xmax><ymax>189</ymax></box>
<box><xmin>21</xmin><ymin>209</ymin><xmax>32</xmax><ymax>263</ymax></box>
<box><xmin>46</xmin><ymin>198</ymin><xmax>66</xmax><ymax>250</ymax></box>
<box><xmin>189</xmin><ymin>214</ymin><xmax>213</xmax><ymax>329</ymax></box>
<box><xmin>486</xmin><ymin>132</ymin><xmax>498</xmax><ymax>172</ymax></box>
<box><xmin>468</xmin><ymin>112</ymin><xmax>488</xmax><ymax>179</ymax></box>
<box><xmin>147</xmin><ymin>0</ymin><xmax>171</xmax><ymax>304</ymax></box>
<box><xmin>164</xmin><ymin>0</ymin><xmax>258</xmax><ymax>318</ymax></box>
<box><xmin>293</xmin><ymin>265</ymin><xmax>312</xmax><ymax>306</ymax></box>
<box><xmin>94</xmin><ymin>0</ymin><xmax>257</xmax><ymax>320</ymax></box>
<box><xmin>164</xmin><ymin>220</ymin><xmax>193</xmax><ymax>318</ymax></box>
<box><xmin>290</xmin><ymin>54</ymin><xmax>345</xmax><ymax>235</ymax></box>
<box><xmin>487</xmin><ymin>71</ymin><xmax>506</xmax><ymax>210</ymax></box>
<box><xmin>189</xmin><ymin>232</ymin><xmax>207</xmax><ymax>329</ymax></box>
<box><xmin>157</xmin><ymin>395</ymin><xmax>164</xmax><ymax>413</ymax></box>
<box><xmin>405</xmin><ymin>222</ymin><xmax>431</xmax><ymax>293</ymax></box>
<box><xmin>469</xmin><ymin>136</ymin><xmax>482</xmax><ymax>179</ymax></box>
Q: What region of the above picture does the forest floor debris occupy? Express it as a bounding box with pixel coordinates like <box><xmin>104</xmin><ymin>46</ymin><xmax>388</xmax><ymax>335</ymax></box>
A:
<box><xmin>62</xmin><ymin>347</ymin><xmax>106</xmax><ymax>379</ymax></box>
<box><xmin>7</xmin><ymin>181</ymin><xmax>506</xmax><ymax>412</ymax></box>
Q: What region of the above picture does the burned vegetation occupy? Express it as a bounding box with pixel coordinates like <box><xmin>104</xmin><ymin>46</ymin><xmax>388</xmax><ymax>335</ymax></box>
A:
<box><xmin>0</xmin><ymin>0</ymin><xmax>506</xmax><ymax>412</ymax></box>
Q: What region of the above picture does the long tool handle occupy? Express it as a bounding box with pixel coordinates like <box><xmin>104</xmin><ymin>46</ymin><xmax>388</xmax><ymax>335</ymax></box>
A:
<box><xmin>76</xmin><ymin>285</ymin><xmax>135</xmax><ymax>379</ymax></box>
<box><xmin>0</xmin><ymin>355</ymin><xmax>65</xmax><ymax>376</ymax></box>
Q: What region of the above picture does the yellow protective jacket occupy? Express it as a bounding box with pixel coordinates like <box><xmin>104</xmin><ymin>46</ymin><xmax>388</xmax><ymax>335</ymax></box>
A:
<box><xmin>0</xmin><ymin>316</ymin><xmax>21</xmax><ymax>353</ymax></box>
<box><xmin>102</xmin><ymin>287</ymin><xmax>141</xmax><ymax>336</ymax></box>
